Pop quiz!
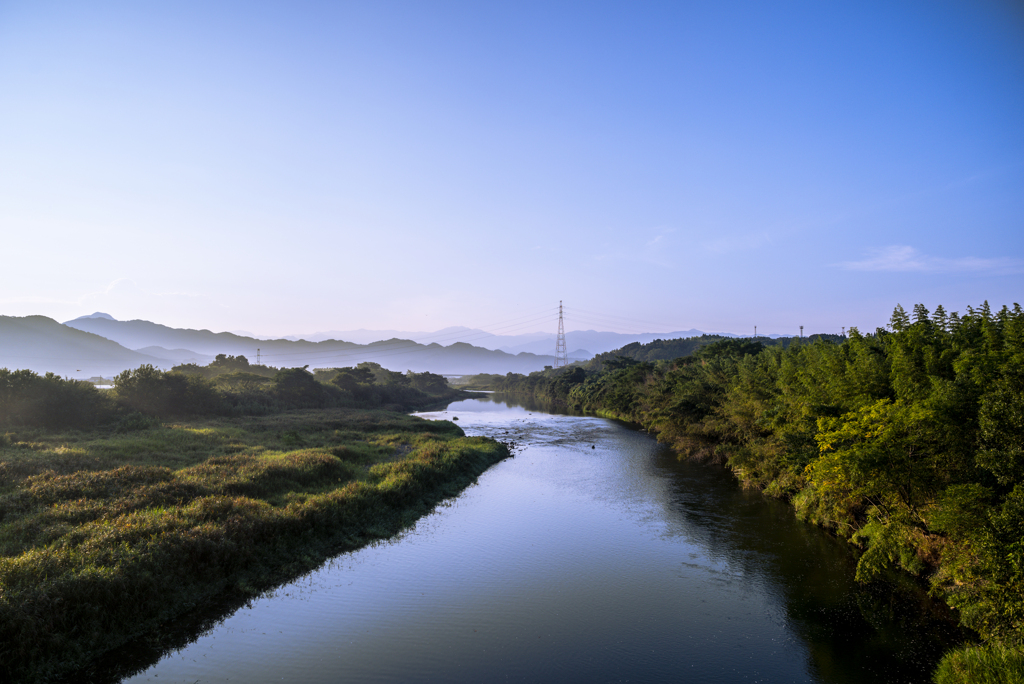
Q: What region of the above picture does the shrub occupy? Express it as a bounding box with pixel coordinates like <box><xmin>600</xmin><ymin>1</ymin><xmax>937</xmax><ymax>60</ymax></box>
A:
<box><xmin>113</xmin><ymin>365</ymin><xmax>224</xmax><ymax>417</ymax></box>
<box><xmin>0</xmin><ymin>369</ymin><xmax>115</xmax><ymax>429</ymax></box>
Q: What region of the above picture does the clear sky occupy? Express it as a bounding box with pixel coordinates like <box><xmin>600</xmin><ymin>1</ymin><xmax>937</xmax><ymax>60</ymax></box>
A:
<box><xmin>1</xmin><ymin>0</ymin><xmax>1021</xmax><ymax>337</ymax></box>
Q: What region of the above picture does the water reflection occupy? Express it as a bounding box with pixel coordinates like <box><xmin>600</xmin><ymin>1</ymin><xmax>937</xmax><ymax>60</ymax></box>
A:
<box><xmin>649</xmin><ymin>447</ymin><xmax>963</xmax><ymax>683</ymax></box>
<box><xmin>102</xmin><ymin>395</ymin><xmax>961</xmax><ymax>684</ymax></box>
<box><xmin>443</xmin><ymin>395</ymin><xmax>964</xmax><ymax>682</ymax></box>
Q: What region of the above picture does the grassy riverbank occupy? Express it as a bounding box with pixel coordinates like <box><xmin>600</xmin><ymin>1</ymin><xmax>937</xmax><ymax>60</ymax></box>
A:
<box><xmin>0</xmin><ymin>408</ymin><xmax>508</xmax><ymax>682</ymax></box>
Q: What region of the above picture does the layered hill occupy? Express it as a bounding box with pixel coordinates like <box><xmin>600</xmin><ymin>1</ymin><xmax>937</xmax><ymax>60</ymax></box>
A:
<box><xmin>50</xmin><ymin>315</ymin><xmax>564</xmax><ymax>377</ymax></box>
<box><xmin>7</xmin><ymin>313</ymin><xmax>734</xmax><ymax>379</ymax></box>
<box><xmin>272</xmin><ymin>325</ymin><xmax>741</xmax><ymax>357</ymax></box>
<box><xmin>0</xmin><ymin>316</ymin><xmax>168</xmax><ymax>377</ymax></box>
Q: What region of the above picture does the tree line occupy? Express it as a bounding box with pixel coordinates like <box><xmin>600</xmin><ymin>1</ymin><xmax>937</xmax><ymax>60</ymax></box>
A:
<box><xmin>492</xmin><ymin>301</ymin><xmax>1024</xmax><ymax>677</ymax></box>
<box><xmin>586</xmin><ymin>332</ymin><xmax>845</xmax><ymax>368</ymax></box>
<box><xmin>0</xmin><ymin>360</ymin><xmax>461</xmax><ymax>429</ymax></box>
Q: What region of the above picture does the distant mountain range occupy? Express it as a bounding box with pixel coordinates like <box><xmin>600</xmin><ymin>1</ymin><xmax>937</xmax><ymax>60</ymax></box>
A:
<box><xmin>269</xmin><ymin>326</ymin><xmax>751</xmax><ymax>356</ymax></box>
<box><xmin>1</xmin><ymin>311</ymin><xmax>782</xmax><ymax>380</ymax></box>
<box><xmin>0</xmin><ymin>315</ymin><xmax>169</xmax><ymax>377</ymax></box>
<box><xmin>0</xmin><ymin>313</ymin><xmax>587</xmax><ymax>378</ymax></box>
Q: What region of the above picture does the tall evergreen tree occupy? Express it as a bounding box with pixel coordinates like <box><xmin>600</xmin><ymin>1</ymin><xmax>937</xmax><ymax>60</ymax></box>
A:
<box><xmin>980</xmin><ymin>300</ymin><xmax>992</xmax><ymax>320</ymax></box>
<box><xmin>890</xmin><ymin>304</ymin><xmax>911</xmax><ymax>332</ymax></box>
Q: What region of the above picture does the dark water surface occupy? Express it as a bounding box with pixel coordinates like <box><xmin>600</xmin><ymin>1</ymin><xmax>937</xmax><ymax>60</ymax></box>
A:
<box><xmin>120</xmin><ymin>395</ymin><xmax>963</xmax><ymax>683</ymax></box>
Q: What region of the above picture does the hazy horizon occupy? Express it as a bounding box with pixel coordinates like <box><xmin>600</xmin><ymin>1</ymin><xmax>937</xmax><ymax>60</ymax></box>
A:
<box><xmin>59</xmin><ymin>310</ymin><xmax>812</xmax><ymax>343</ymax></box>
<box><xmin>2</xmin><ymin>1</ymin><xmax>1021</xmax><ymax>336</ymax></box>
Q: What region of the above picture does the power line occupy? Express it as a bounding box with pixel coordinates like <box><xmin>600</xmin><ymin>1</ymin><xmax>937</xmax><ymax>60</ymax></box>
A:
<box><xmin>566</xmin><ymin>306</ymin><xmax>694</xmax><ymax>333</ymax></box>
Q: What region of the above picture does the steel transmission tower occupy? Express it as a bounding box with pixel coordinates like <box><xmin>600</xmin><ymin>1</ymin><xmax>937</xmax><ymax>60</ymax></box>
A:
<box><xmin>555</xmin><ymin>301</ymin><xmax>568</xmax><ymax>368</ymax></box>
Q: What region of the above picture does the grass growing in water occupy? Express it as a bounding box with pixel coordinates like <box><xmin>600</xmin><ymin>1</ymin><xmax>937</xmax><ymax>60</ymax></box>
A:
<box><xmin>0</xmin><ymin>408</ymin><xmax>508</xmax><ymax>682</ymax></box>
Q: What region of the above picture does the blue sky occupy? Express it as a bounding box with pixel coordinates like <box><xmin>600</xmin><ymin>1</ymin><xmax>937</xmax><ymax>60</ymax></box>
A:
<box><xmin>1</xmin><ymin>0</ymin><xmax>1021</xmax><ymax>337</ymax></box>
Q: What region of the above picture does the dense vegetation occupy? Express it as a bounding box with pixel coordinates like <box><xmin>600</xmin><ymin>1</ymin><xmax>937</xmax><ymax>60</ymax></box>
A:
<box><xmin>491</xmin><ymin>302</ymin><xmax>1024</xmax><ymax>682</ymax></box>
<box><xmin>0</xmin><ymin>360</ymin><xmax>506</xmax><ymax>682</ymax></box>
<box><xmin>0</xmin><ymin>360</ymin><xmax>463</xmax><ymax>430</ymax></box>
<box><xmin>587</xmin><ymin>332</ymin><xmax>845</xmax><ymax>367</ymax></box>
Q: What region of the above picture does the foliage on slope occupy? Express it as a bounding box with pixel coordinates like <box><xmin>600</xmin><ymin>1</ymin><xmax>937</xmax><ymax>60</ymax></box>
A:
<box><xmin>496</xmin><ymin>301</ymin><xmax>1024</xmax><ymax>677</ymax></box>
<box><xmin>587</xmin><ymin>332</ymin><xmax>845</xmax><ymax>367</ymax></box>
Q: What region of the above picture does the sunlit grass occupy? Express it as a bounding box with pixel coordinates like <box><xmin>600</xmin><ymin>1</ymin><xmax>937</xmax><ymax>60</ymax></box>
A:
<box><xmin>933</xmin><ymin>643</ymin><xmax>1024</xmax><ymax>684</ymax></box>
<box><xmin>0</xmin><ymin>408</ymin><xmax>505</xmax><ymax>682</ymax></box>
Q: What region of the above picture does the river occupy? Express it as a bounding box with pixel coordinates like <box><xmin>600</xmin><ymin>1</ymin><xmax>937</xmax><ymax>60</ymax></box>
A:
<box><xmin>115</xmin><ymin>394</ymin><xmax>963</xmax><ymax>683</ymax></box>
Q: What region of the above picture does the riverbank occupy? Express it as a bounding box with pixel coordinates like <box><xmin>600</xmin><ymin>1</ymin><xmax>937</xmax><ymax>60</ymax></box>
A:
<box><xmin>500</xmin><ymin>389</ymin><xmax>1024</xmax><ymax>682</ymax></box>
<box><xmin>92</xmin><ymin>395</ymin><xmax>966</xmax><ymax>683</ymax></box>
<box><xmin>0</xmin><ymin>408</ymin><xmax>509</xmax><ymax>682</ymax></box>
<box><xmin>481</xmin><ymin>303</ymin><xmax>1024</xmax><ymax>683</ymax></box>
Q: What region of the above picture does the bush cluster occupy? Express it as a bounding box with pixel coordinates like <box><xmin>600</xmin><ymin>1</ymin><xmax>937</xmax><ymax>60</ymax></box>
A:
<box><xmin>0</xmin><ymin>370</ymin><xmax>116</xmax><ymax>429</ymax></box>
<box><xmin>0</xmin><ymin>362</ymin><xmax>463</xmax><ymax>430</ymax></box>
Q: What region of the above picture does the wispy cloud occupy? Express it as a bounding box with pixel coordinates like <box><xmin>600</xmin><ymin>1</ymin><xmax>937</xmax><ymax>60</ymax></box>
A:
<box><xmin>838</xmin><ymin>246</ymin><xmax>1024</xmax><ymax>274</ymax></box>
<box><xmin>645</xmin><ymin>227</ymin><xmax>675</xmax><ymax>248</ymax></box>
<box><xmin>594</xmin><ymin>226</ymin><xmax>678</xmax><ymax>268</ymax></box>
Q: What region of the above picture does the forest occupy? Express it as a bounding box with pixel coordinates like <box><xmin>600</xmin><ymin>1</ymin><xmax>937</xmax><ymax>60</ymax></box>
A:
<box><xmin>586</xmin><ymin>332</ymin><xmax>846</xmax><ymax>368</ymax></box>
<box><xmin>490</xmin><ymin>302</ymin><xmax>1024</xmax><ymax>682</ymax></box>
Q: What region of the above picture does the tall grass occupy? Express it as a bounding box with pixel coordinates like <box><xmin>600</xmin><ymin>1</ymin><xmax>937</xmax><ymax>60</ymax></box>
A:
<box><xmin>0</xmin><ymin>408</ymin><xmax>507</xmax><ymax>682</ymax></box>
<box><xmin>933</xmin><ymin>643</ymin><xmax>1024</xmax><ymax>684</ymax></box>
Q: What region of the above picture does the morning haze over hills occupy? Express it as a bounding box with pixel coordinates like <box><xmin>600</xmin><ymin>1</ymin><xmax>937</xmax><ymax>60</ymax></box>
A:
<box><xmin>1</xmin><ymin>2</ymin><xmax>1021</xmax><ymax>681</ymax></box>
<box><xmin>2</xmin><ymin>2</ymin><xmax>1018</xmax><ymax>355</ymax></box>
<box><xmin>0</xmin><ymin>310</ymin><xmax>756</xmax><ymax>379</ymax></box>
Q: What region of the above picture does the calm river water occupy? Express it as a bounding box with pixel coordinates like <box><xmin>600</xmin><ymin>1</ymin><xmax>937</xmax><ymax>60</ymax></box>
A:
<box><xmin>116</xmin><ymin>394</ymin><xmax>963</xmax><ymax>683</ymax></box>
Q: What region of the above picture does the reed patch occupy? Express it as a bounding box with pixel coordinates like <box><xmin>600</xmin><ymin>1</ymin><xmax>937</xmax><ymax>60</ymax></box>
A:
<box><xmin>0</xmin><ymin>408</ymin><xmax>507</xmax><ymax>682</ymax></box>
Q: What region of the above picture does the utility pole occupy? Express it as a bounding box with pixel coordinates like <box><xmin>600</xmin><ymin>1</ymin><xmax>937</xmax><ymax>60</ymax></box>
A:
<box><xmin>555</xmin><ymin>301</ymin><xmax>568</xmax><ymax>368</ymax></box>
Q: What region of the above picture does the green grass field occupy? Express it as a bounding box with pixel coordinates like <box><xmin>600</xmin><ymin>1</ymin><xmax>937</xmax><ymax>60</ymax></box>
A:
<box><xmin>0</xmin><ymin>409</ymin><xmax>508</xmax><ymax>682</ymax></box>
